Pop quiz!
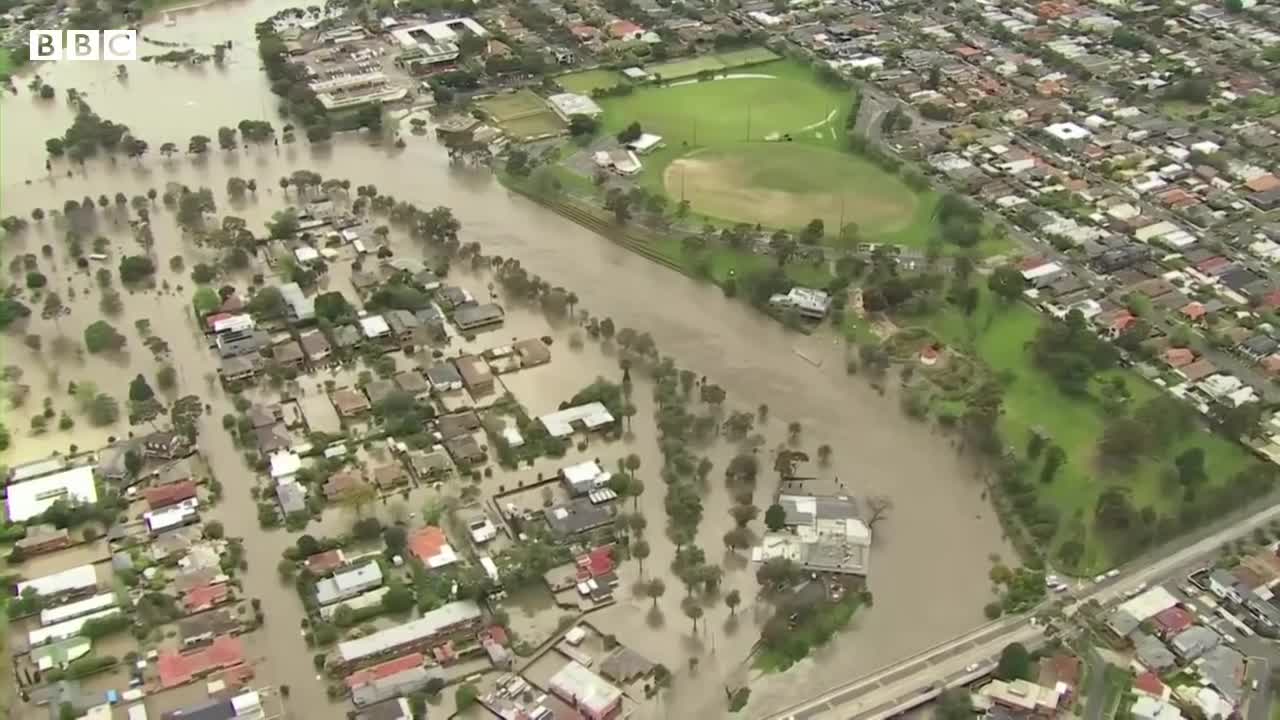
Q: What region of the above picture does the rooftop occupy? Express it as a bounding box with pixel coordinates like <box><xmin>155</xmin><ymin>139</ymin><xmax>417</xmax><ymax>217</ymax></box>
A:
<box><xmin>6</xmin><ymin>464</ymin><xmax>97</xmax><ymax>523</ymax></box>
<box><xmin>337</xmin><ymin>600</ymin><xmax>482</xmax><ymax>664</ymax></box>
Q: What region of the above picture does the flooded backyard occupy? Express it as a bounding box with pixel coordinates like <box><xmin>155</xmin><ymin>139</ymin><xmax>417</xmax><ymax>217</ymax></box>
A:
<box><xmin>0</xmin><ymin>2</ymin><xmax>1012</xmax><ymax>716</ymax></box>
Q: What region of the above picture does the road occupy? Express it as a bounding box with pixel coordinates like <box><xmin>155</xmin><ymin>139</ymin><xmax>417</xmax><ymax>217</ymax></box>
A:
<box><xmin>769</xmin><ymin>498</ymin><xmax>1280</xmax><ymax>720</ymax></box>
<box><xmin>1245</xmin><ymin>657</ymin><xmax>1271</xmax><ymax>720</ymax></box>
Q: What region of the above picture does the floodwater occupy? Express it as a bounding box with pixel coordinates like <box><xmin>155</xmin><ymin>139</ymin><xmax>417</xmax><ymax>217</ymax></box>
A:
<box><xmin>0</xmin><ymin>1</ymin><xmax>1011</xmax><ymax>716</ymax></box>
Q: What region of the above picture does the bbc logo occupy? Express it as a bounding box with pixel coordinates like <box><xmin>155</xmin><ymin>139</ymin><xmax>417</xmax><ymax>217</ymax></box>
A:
<box><xmin>29</xmin><ymin>30</ymin><xmax>138</xmax><ymax>61</ymax></box>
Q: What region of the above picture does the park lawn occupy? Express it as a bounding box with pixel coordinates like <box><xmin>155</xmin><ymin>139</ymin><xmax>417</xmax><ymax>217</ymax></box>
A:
<box><xmin>593</xmin><ymin>60</ymin><xmax>951</xmax><ymax>248</ymax></box>
<box><xmin>651</xmin><ymin>236</ymin><xmax>832</xmax><ymax>288</ymax></box>
<box><xmin>922</xmin><ymin>287</ymin><xmax>1253</xmax><ymax>572</ymax></box>
<box><xmin>646</xmin><ymin>46</ymin><xmax>780</xmax><ymax>80</ymax></box>
<box><xmin>476</xmin><ymin>89</ymin><xmax>548</xmax><ymax>121</ymax></box>
<box><xmin>557</xmin><ymin>68</ymin><xmax>624</xmax><ymax>94</ymax></box>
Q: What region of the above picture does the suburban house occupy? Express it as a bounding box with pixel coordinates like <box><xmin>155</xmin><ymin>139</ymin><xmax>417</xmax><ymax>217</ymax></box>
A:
<box><xmin>316</xmin><ymin>562</ymin><xmax>385</xmax><ymax>606</ymax></box>
<box><xmin>455</xmin><ymin>355</ymin><xmax>494</xmax><ymax>395</ymax></box>
<box><xmin>549</xmin><ymin>660</ymin><xmax>623</xmax><ymax>720</ymax></box>
<box><xmin>299</xmin><ymin>329</ymin><xmax>332</xmax><ymax>365</ymax></box>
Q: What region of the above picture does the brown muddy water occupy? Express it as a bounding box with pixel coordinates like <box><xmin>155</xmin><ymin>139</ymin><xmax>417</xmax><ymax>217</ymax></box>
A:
<box><xmin>0</xmin><ymin>2</ymin><xmax>1010</xmax><ymax>716</ymax></box>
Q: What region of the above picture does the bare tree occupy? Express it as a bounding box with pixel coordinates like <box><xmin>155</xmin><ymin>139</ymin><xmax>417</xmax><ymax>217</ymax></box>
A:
<box><xmin>865</xmin><ymin>495</ymin><xmax>893</xmax><ymax>531</ymax></box>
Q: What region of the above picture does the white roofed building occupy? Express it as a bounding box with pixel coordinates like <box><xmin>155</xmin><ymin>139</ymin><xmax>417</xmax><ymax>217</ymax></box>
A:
<box><xmin>17</xmin><ymin>564</ymin><xmax>98</xmax><ymax>599</ymax></box>
<box><xmin>6</xmin><ymin>465</ymin><xmax>97</xmax><ymax>523</ymax></box>
<box><xmin>539</xmin><ymin>403</ymin><xmax>615</xmax><ymax>437</ymax></box>
<box><xmin>547</xmin><ymin>93</ymin><xmax>603</xmax><ymax>120</ymax></box>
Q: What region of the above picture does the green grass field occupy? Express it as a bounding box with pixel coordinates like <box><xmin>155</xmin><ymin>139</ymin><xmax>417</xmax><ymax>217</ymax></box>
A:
<box><xmin>922</xmin><ymin>287</ymin><xmax>1254</xmax><ymax>571</ymax></box>
<box><xmin>477</xmin><ymin>89</ymin><xmax>565</xmax><ymax>140</ymax></box>
<box><xmin>476</xmin><ymin>89</ymin><xmax>548</xmax><ymax>121</ymax></box>
<box><xmin>593</xmin><ymin>59</ymin><xmax>938</xmax><ymax>245</ymax></box>
<box><xmin>646</xmin><ymin>46</ymin><xmax>780</xmax><ymax>80</ymax></box>
<box><xmin>557</xmin><ymin>68</ymin><xmax>623</xmax><ymax>94</ymax></box>
<box><xmin>0</xmin><ymin>48</ymin><xmax>12</xmax><ymax>76</ymax></box>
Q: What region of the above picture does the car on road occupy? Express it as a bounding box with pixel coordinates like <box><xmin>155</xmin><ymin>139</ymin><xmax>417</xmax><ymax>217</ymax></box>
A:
<box><xmin>1106</xmin><ymin>569</ymin><xmax>1120</xmax><ymax>579</ymax></box>
<box><xmin>964</xmin><ymin>663</ymin><xmax>981</xmax><ymax>673</ymax></box>
<box><xmin>468</xmin><ymin>517</ymin><xmax>498</xmax><ymax>544</ymax></box>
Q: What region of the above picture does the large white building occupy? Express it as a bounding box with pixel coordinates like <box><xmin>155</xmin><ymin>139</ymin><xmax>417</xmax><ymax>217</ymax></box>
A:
<box><xmin>6</xmin><ymin>464</ymin><xmax>97</xmax><ymax>522</ymax></box>
<box><xmin>752</xmin><ymin>494</ymin><xmax>871</xmax><ymax>577</ymax></box>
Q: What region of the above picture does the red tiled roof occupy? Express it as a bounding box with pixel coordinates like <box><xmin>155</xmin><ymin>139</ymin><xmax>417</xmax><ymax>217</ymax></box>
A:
<box><xmin>481</xmin><ymin>625</ymin><xmax>509</xmax><ymax>646</ymax></box>
<box><xmin>183</xmin><ymin>583</ymin><xmax>229</xmax><ymax>613</ymax></box>
<box><xmin>1246</xmin><ymin>174</ymin><xmax>1280</xmax><ymax>193</ymax></box>
<box><xmin>1165</xmin><ymin>348</ymin><xmax>1196</xmax><ymax>368</ymax></box>
<box><xmin>407</xmin><ymin>526</ymin><xmax>450</xmax><ymax>564</ymax></box>
<box><xmin>609</xmin><ymin>19</ymin><xmax>641</xmax><ymax>37</ymax></box>
<box><xmin>305</xmin><ymin>549</ymin><xmax>345</xmax><ymax>575</ymax></box>
<box><xmin>1153</xmin><ymin>606</ymin><xmax>1194</xmax><ymax>635</ymax></box>
<box><xmin>1195</xmin><ymin>256</ymin><xmax>1231</xmax><ymax>275</ymax></box>
<box><xmin>1263</xmin><ymin>355</ymin><xmax>1280</xmax><ymax>376</ymax></box>
<box><xmin>1261</xmin><ymin>289</ymin><xmax>1280</xmax><ymax>309</ymax></box>
<box><xmin>1134</xmin><ymin>671</ymin><xmax>1165</xmax><ymax>697</ymax></box>
<box><xmin>1180</xmin><ymin>302</ymin><xmax>1206</xmax><ymax>321</ymax></box>
<box><xmin>144</xmin><ymin>481</ymin><xmax>198</xmax><ymax>510</ymax></box>
<box><xmin>344</xmin><ymin>652</ymin><xmax>424</xmax><ymax>688</ymax></box>
<box><xmin>576</xmin><ymin>546</ymin><xmax>615</xmax><ymax>582</ymax></box>
<box><xmin>158</xmin><ymin>635</ymin><xmax>245</xmax><ymax>688</ymax></box>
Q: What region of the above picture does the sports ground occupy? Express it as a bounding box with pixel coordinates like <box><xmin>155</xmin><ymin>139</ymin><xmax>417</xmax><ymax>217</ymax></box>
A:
<box><xmin>476</xmin><ymin>89</ymin><xmax>566</xmax><ymax>141</ymax></box>
<box><xmin>589</xmin><ymin>59</ymin><xmax>935</xmax><ymax>244</ymax></box>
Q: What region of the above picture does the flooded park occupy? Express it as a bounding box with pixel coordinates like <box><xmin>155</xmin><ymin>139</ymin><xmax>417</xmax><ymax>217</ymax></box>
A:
<box><xmin>0</xmin><ymin>1</ymin><xmax>1012</xmax><ymax>717</ymax></box>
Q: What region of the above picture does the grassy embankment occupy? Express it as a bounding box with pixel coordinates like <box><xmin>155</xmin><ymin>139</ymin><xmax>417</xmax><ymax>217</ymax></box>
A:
<box><xmin>903</xmin><ymin>284</ymin><xmax>1253</xmax><ymax>571</ymax></box>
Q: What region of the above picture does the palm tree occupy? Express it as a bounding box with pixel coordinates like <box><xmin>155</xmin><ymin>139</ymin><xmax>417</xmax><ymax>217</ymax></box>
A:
<box><xmin>279</xmin><ymin>177</ymin><xmax>290</xmax><ymax>195</ymax></box>
<box><xmin>787</xmin><ymin>421</ymin><xmax>802</xmax><ymax>444</ymax></box>
<box><xmin>758</xmin><ymin>403</ymin><xmax>769</xmax><ymax>422</ymax></box>
<box><xmin>30</xmin><ymin>208</ymin><xmax>44</xmax><ymax>222</ymax></box>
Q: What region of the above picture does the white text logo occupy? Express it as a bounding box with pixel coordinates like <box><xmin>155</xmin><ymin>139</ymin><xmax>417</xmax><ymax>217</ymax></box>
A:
<box><xmin>29</xmin><ymin>30</ymin><xmax>138</xmax><ymax>62</ymax></box>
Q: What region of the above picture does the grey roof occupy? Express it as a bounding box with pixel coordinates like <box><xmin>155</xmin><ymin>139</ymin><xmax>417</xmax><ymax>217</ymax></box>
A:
<box><xmin>279</xmin><ymin>282</ymin><xmax>315</xmax><ymax>321</ymax></box>
<box><xmin>1107</xmin><ymin>609</ymin><xmax>1141</xmax><ymax>637</ymax></box>
<box><xmin>425</xmin><ymin>363</ymin><xmax>462</xmax><ymax>387</ymax></box>
<box><xmin>276</xmin><ymin>482</ymin><xmax>307</xmax><ymax>514</ymax></box>
<box><xmin>178</xmin><ymin>609</ymin><xmax>238</xmax><ymax>642</ymax></box>
<box><xmin>352</xmin><ymin>666</ymin><xmax>441</xmax><ymax>707</ymax></box>
<box><xmin>1198</xmin><ymin>644</ymin><xmax>1244</xmax><ymax>702</ymax></box>
<box><xmin>1171</xmin><ymin>625</ymin><xmax>1220</xmax><ymax>660</ymax></box>
<box><xmin>160</xmin><ymin>698</ymin><xmax>238</xmax><ymax>720</ymax></box>
<box><xmin>337</xmin><ymin>600</ymin><xmax>482</xmax><ymax>664</ymax></box>
<box><xmin>779</xmin><ymin>494</ymin><xmax>858</xmax><ymax>527</ymax></box>
<box><xmin>357</xmin><ymin>698</ymin><xmax>413</xmax><ymax>720</ymax></box>
<box><xmin>1132</xmin><ymin>632</ymin><xmax>1177</xmax><ymax>671</ymax></box>
<box><xmin>454</xmin><ymin>303</ymin><xmax>505</xmax><ymax>330</ymax></box>
<box><xmin>543</xmin><ymin>498</ymin><xmax>613</xmax><ymax>538</ymax></box>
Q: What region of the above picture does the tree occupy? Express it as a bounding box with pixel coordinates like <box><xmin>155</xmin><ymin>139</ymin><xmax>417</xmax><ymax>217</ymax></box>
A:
<box><xmin>682</xmin><ymin>597</ymin><xmax>704</xmax><ymax>632</ymax></box>
<box><xmin>456</xmin><ymin>684</ymin><xmax>479</xmax><ymax>711</ymax></box>
<box><xmin>729</xmin><ymin>504</ymin><xmax>759</xmax><ymax>528</ymax></box>
<box><xmin>765</xmin><ymin>503</ymin><xmax>787</xmax><ymax>531</ymax></box>
<box><xmin>568</xmin><ymin>114</ymin><xmax>599</xmax><ymax>136</ymax></box>
<box><xmin>314</xmin><ymin>292</ymin><xmax>355</xmax><ymax>322</ymax></box>
<box><xmin>617</xmin><ymin>121</ymin><xmax>643</xmax><ymax>143</ymax></box>
<box><xmin>118</xmin><ymin>255</ymin><xmax>155</xmax><ymax>283</ymax></box>
<box><xmin>84</xmin><ymin>321</ymin><xmax>126</xmax><ymax>353</ymax></box>
<box><xmin>645</xmin><ymin>578</ymin><xmax>667</xmax><ymax>609</ymax></box>
<box><xmin>217</xmin><ymin>126</ymin><xmax>238</xmax><ymax>151</ymax></box>
<box><xmin>266</xmin><ymin>208</ymin><xmax>300</xmax><ymax>239</ymax></box>
<box><xmin>937</xmin><ymin>688</ymin><xmax>974</xmax><ymax>720</ymax></box>
<box><xmin>383</xmin><ymin>526</ymin><xmax>407</xmax><ymax>556</ymax></box>
<box><xmin>725</xmin><ymin>589</ymin><xmax>742</xmax><ymax>616</ymax></box>
<box><xmin>129</xmin><ymin>374</ymin><xmax>155</xmax><ymax>403</ymax></box>
<box><xmin>381</xmin><ymin>583</ymin><xmax>414</xmax><ymax>613</ymax></box>
<box><xmin>988</xmin><ymin>265</ymin><xmax>1025</xmax><ymax>301</ymax></box>
<box><xmin>188</xmin><ymin>135</ymin><xmax>211</xmax><ymax>154</ymax></box>
<box><xmin>88</xmin><ymin>394</ymin><xmax>120</xmax><ymax>425</ymax></box>
<box><xmin>634</xmin><ymin>539</ymin><xmax>650</xmax><ymax>576</ymax></box>
<box><xmin>866</xmin><ymin>495</ymin><xmax>893</xmax><ymax>528</ymax></box>
<box><xmin>799</xmin><ymin>218</ymin><xmax>825</xmax><ymax>245</ymax></box>
<box><xmin>995</xmin><ymin>642</ymin><xmax>1032</xmax><ymax>681</ymax></box>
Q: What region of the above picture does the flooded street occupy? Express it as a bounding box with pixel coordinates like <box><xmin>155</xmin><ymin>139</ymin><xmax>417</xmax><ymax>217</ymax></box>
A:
<box><xmin>1</xmin><ymin>2</ymin><xmax>1011</xmax><ymax>716</ymax></box>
